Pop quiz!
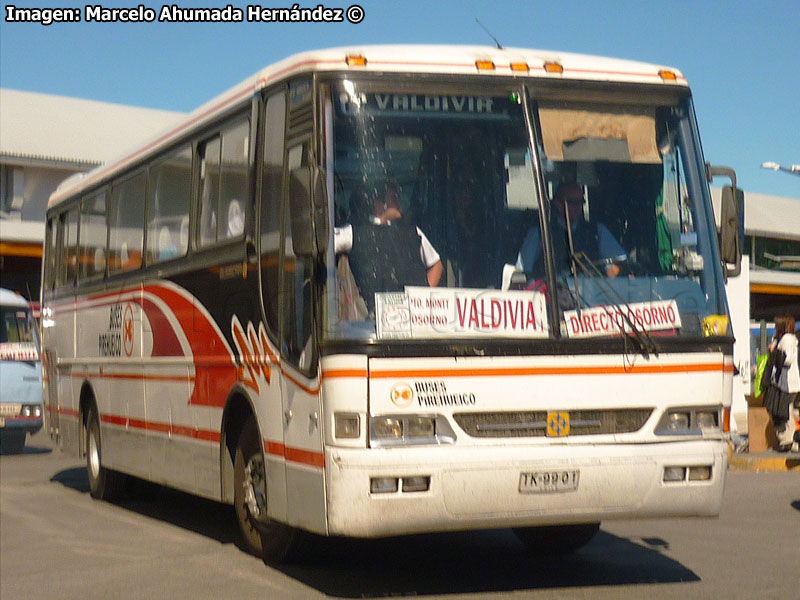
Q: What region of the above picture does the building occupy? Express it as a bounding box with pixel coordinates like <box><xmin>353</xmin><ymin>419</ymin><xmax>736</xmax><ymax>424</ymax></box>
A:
<box><xmin>711</xmin><ymin>187</ymin><xmax>800</xmax><ymax>321</ymax></box>
<box><xmin>0</xmin><ymin>88</ymin><xmax>183</xmax><ymax>301</ymax></box>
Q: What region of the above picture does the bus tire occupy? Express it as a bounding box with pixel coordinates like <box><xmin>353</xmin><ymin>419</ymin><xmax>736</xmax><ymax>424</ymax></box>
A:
<box><xmin>86</xmin><ymin>407</ymin><xmax>126</xmax><ymax>500</ymax></box>
<box><xmin>0</xmin><ymin>432</ymin><xmax>26</xmax><ymax>454</ymax></box>
<box><xmin>234</xmin><ymin>417</ymin><xmax>304</xmax><ymax>562</ymax></box>
<box><xmin>513</xmin><ymin>522</ymin><xmax>600</xmax><ymax>555</ymax></box>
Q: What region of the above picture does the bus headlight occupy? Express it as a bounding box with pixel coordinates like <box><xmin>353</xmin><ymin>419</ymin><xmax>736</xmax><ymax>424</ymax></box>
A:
<box><xmin>369</xmin><ymin>415</ymin><xmax>456</xmax><ymax>447</ymax></box>
<box><xmin>407</xmin><ymin>416</ymin><xmax>435</xmax><ymax>438</ymax></box>
<box><xmin>22</xmin><ymin>405</ymin><xmax>42</xmax><ymax>418</ymax></box>
<box><xmin>372</xmin><ymin>417</ymin><xmax>403</xmax><ymax>440</ymax></box>
<box><xmin>695</xmin><ymin>410</ymin><xmax>719</xmax><ymax>431</ymax></box>
<box><xmin>655</xmin><ymin>407</ymin><xmax>721</xmax><ymax>435</ymax></box>
<box><xmin>334</xmin><ymin>413</ymin><xmax>360</xmax><ymax>439</ymax></box>
<box><xmin>667</xmin><ymin>412</ymin><xmax>690</xmax><ymax>432</ymax></box>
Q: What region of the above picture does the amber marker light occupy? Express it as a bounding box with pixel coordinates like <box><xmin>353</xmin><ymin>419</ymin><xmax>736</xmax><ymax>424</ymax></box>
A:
<box><xmin>510</xmin><ymin>62</ymin><xmax>529</xmax><ymax>73</ymax></box>
<box><xmin>346</xmin><ymin>54</ymin><xmax>367</xmax><ymax>67</ymax></box>
<box><xmin>543</xmin><ymin>62</ymin><xmax>564</xmax><ymax>74</ymax></box>
<box><xmin>475</xmin><ymin>59</ymin><xmax>495</xmax><ymax>71</ymax></box>
<box><xmin>658</xmin><ymin>69</ymin><xmax>678</xmax><ymax>81</ymax></box>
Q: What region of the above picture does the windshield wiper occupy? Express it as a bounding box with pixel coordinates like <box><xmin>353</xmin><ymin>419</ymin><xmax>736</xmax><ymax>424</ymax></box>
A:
<box><xmin>567</xmin><ymin>252</ymin><xmax>659</xmax><ymax>359</ymax></box>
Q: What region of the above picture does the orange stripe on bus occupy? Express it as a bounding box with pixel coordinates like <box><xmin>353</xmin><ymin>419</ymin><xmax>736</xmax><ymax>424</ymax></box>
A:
<box><xmin>264</xmin><ymin>440</ymin><xmax>325</xmax><ymax>469</ymax></box>
<box><xmin>369</xmin><ymin>362</ymin><xmax>728</xmax><ymax>379</ymax></box>
<box><xmin>322</xmin><ymin>369</ymin><xmax>367</xmax><ymax>379</ymax></box>
<box><xmin>95</xmin><ymin>412</ymin><xmax>221</xmax><ymax>442</ymax></box>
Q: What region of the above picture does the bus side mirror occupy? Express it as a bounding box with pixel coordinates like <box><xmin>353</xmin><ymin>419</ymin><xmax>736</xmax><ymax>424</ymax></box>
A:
<box><xmin>719</xmin><ymin>185</ymin><xmax>743</xmax><ymax>278</ymax></box>
<box><xmin>707</xmin><ymin>164</ymin><xmax>743</xmax><ymax>279</ymax></box>
<box><xmin>288</xmin><ymin>166</ymin><xmax>329</xmax><ymax>257</ymax></box>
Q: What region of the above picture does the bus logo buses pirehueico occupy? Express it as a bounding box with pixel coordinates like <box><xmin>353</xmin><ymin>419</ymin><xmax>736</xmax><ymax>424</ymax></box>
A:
<box><xmin>390</xmin><ymin>381</ymin><xmax>477</xmax><ymax>408</ymax></box>
<box><xmin>98</xmin><ymin>303</ymin><xmax>134</xmax><ymax>358</ymax></box>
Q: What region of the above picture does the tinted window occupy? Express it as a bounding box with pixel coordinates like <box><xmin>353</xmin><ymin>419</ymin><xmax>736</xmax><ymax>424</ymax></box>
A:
<box><xmin>109</xmin><ymin>172</ymin><xmax>146</xmax><ymax>272</ymax></box>
<box><xmin>147</xmin><ymin>145</ymin><xmax>192</xmax><ymax>263</ymax></box>
<box><xmin>79</xmin><ymin>190</ymin><xmax>107</xmax><ymax>279</ymax></box>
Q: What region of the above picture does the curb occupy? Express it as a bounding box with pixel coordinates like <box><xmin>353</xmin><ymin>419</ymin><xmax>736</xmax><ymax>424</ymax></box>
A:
<box><xmin>728</xmin><ymin>446</ymin><xmax>800</xmax><ymax>472</ymax></box>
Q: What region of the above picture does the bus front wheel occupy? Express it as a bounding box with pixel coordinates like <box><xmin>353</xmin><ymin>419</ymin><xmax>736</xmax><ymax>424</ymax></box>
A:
<box><xmin>234</xmin><ymin>417</ymin><xmax>304</xmax><ymax>562</ymax></box>
<box><xmin>513</xmin><ymin>523</ymin><xmax>600</xmax><ymax>555</ymax></box>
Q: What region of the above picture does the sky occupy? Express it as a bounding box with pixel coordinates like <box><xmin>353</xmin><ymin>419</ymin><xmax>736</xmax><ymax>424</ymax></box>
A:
<box><xmin>1</xmin><ymin>0</ymin><xmax>798</xmax><ymax>199</ymax></box>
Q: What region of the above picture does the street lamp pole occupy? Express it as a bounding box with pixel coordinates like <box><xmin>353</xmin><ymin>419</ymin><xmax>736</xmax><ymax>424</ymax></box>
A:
<box><xmin>761</xmin><ymin>161</ymin><xmax>800</xmax><ymax>177</ymax></box>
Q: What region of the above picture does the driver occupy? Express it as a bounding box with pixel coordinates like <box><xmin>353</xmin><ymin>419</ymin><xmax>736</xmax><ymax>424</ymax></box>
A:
<box><xmin>516</xmin><ymin>182</ymin><xmax>626</xmax><ymax>279</ymax></box>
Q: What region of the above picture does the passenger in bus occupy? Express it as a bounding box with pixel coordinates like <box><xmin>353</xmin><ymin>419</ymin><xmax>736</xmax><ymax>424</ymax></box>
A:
<box><xmin>515</xmin><ymin>182</ymin><xmax>626</xmax><ymax>280</ymax></box>
<box><xmin>334</xmin><ymin>181</ymin><xmax>442</xmax><ymax>313</ymax></box>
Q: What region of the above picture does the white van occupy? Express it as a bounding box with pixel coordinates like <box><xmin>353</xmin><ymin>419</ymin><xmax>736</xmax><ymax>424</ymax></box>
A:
<box><xmin>0</xmin><ymin>288</ymin><xmax>43</xmax><ymax>454</ymax></box>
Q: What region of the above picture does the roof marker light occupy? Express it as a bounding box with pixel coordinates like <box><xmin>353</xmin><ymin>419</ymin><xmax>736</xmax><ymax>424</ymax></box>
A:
<box><xmin>346</xmin><ymin>55</ymin><xmax>367</xmax><ymax>67</ymax></box>
<box><xmin>510</xmin><ymin>62</ymin><xmax>529</xmax><ymax>73</ymax></box>
<box><xmin>659</xmin><ymin>69</ymin><xmax>677</xmax><ymax>81</ymax></box>
<box><xmin>475</xmin><ymin>60</ymin><xmax>495</xmax><ymax>71</ymax></box>
<box><xmin>543</xmin><ymin>62</ymin><xmax>564</xmax><ymax>74</ymax></box>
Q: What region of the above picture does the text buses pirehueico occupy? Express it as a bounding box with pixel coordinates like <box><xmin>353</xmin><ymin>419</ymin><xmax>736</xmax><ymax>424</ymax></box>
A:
<box><xmin>41</xmin><ymin>45</ymin><xmax>744</xmax><ymax>562</ymax></box>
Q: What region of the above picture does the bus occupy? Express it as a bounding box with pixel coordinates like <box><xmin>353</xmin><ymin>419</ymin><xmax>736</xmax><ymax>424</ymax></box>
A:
<box><xmin>41</xmin><ymin>45</ymin><xmax>742</xmax><ymax>561</ymax></box>
<box><xmin>1</xmin><ymin>288</ymin><xmax>43</xmax><ymax>454</ymax></box>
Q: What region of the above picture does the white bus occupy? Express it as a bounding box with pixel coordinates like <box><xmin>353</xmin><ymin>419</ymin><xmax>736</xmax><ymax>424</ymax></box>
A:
<box><xmin>41</xmin><ymin>45</ymin><xmax>742</xmax><ymax>561</ymax></box>
<box><xmin>1</xmin><ymin>288</ymin><xmax>43</xmax><ymax>454</ymax></box>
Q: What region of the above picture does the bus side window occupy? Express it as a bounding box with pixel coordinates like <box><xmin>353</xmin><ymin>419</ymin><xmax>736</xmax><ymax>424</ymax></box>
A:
<box><xmin>260</xmin><ymin>91</ymin><xmax>285</xmax><ymax>341</ymax></box>
<box><xmin>281</xmin><ymin>140</ymin><xmax>314</xmax><ymax>372</ymax></box>
<box><xmin>43</xmin><ymin>218</ymin><xmax>58</xmax><ymax>292</ymax></box>
<box><xmin>57</xmin><ymin>209</ymin><xmax>79</xmax><ymax>287</ymax></box>
<box><xmin>79</xmin><ymin>190</ymin><xmax>107</xmax><ymax>279</ymax></box>
<box><xmin>109</xmin><ymin>172</ymin><xmax>145</xmax><ymax>272</ymax></box>
<box><xmin>219</xmin><ymin>120</ymin><xmax>249</xmax><ymax>240</ymax></box>
<box><xmin>198</xmin><ymin>136</ymin><xmax>221</xmax><ymax>247</ymax></box>
<box><xmin>146</xmin><ymin>144</ymin><xmax>192</xmax><ymax>263</ymax></box>
<box><xmin>197</xmin><ymin>118</ymin><xmax>250</xmax><ymax>247</ymax></box>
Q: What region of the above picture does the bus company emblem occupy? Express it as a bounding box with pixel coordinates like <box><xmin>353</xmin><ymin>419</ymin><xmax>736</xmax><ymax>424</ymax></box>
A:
<box><xmin>122</xmin><ymin>304</ymin><xmax>134</xmax><ymax>357</ymax></box>
<box><xmin>546</xmin><ymin>411</ymin><xmax>570</xmax><ymax>437</ymax></box>
<box><xmin>99</xmin><ymin>302</ymin><xmax>135</xmax><ymax>358</ymax></box>
<box><xmin>390</xmin><ymin>383</ymin><xmax>414</xmax><ymax>408</ymax></box>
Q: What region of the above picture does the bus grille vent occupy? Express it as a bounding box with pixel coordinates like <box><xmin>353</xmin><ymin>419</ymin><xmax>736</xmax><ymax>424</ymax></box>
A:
<box><xmin>453</xmin><ymin>409</ymin><xmax>653</xmax><ymax>438</ymax></box>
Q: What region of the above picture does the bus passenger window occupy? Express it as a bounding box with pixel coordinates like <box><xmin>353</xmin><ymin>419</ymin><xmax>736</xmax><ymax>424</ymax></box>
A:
<box><xmin>198</xmin><ymin>136</ymin><xmax>221</xmax><ymax>247</ymax></box>
<box><xmin>260</xmin><ymin>92</ymin><xmax>285</xmax><ymax>340</ymax></box>
<box><xmin>43</xmin><ymin>218</ymin><xmax>57</xmax><ymax>292</ymax></box>
<box><xmin>146</xmin><ymin>144</ymin><xmax>191</xmax><ymax>263</ymax></box>
<box><xmin>109</xmin><ymin>172</ymin><xmax>145</xmax><ymax>272</ymax></box>
<box><xmin>79</xmin><ymin>190</ymin><xmax>106</xmax><ymax>279</ymax></box>
<box><xmin>219</xmin><ymin>120</ymin><xmax>249</xmax><ymax>240</ymax></box>
<box><xmin>198</xmin><ymin>119</ymin><xmax>250</xmax><ymax>247</ymax></box>
<box><xmin>58</xmin><ymin>209</ymin><xmax>79</xmax><ymax>286</ymax></box>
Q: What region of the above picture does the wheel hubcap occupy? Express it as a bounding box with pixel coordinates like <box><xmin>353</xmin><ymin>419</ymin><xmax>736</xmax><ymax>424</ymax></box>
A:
<box><xmin>88</xmin><ymin>429</ymin><xmax>100</xmax><ymax>478</ymax></box>
<box><xmin>243</xmin><ymin>454</ymin><xmax>267</xmax><ymax>522</ymax></box>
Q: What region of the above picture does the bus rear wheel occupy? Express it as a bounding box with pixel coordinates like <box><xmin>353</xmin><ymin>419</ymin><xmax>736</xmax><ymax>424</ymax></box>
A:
<box><xmin>513</xmin><ymin>523</ymin><xmax>600</xmax><ymax>555</ymax></box>
<box><xmin>234</xmin><ymin>417</ymin><xmax>304</xmax><ymax>563</ymax></box>
<box><xmin>85</xmin><ymin>407</ymin><xmax>126</xmax><ymax>500</ymax></box>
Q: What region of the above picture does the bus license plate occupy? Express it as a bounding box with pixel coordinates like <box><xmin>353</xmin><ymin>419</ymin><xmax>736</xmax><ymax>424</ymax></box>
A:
<box><xmin>519</xmin><ymin>470</ymin><xmax>580</xmax><ymax>494</ymax></box>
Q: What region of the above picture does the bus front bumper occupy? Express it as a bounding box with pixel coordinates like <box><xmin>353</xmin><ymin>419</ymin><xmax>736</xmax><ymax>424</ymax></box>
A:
<box><xmin>324</xmin><ymin>440</ymin><xmax>727</xmax><ymax>538</ymax></box>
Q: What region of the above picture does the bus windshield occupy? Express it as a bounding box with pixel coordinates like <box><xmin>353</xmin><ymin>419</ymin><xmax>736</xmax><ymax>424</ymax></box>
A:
<box><xmin>324</xmin><ymin>79</ymin><xmax>729</xmax><ymax>343</ymax></box>
<box><xmin>0</xmin><ymin>304</ymin><xmax>39</xmax><ymax>361</ymax></box>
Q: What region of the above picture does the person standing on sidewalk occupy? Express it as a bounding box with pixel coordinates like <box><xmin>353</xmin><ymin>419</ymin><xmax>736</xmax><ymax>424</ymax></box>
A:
<box><xmin>767</xmin><ymin>315</ymin><xmax>800</xmax><ymax>452</ymax></box>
